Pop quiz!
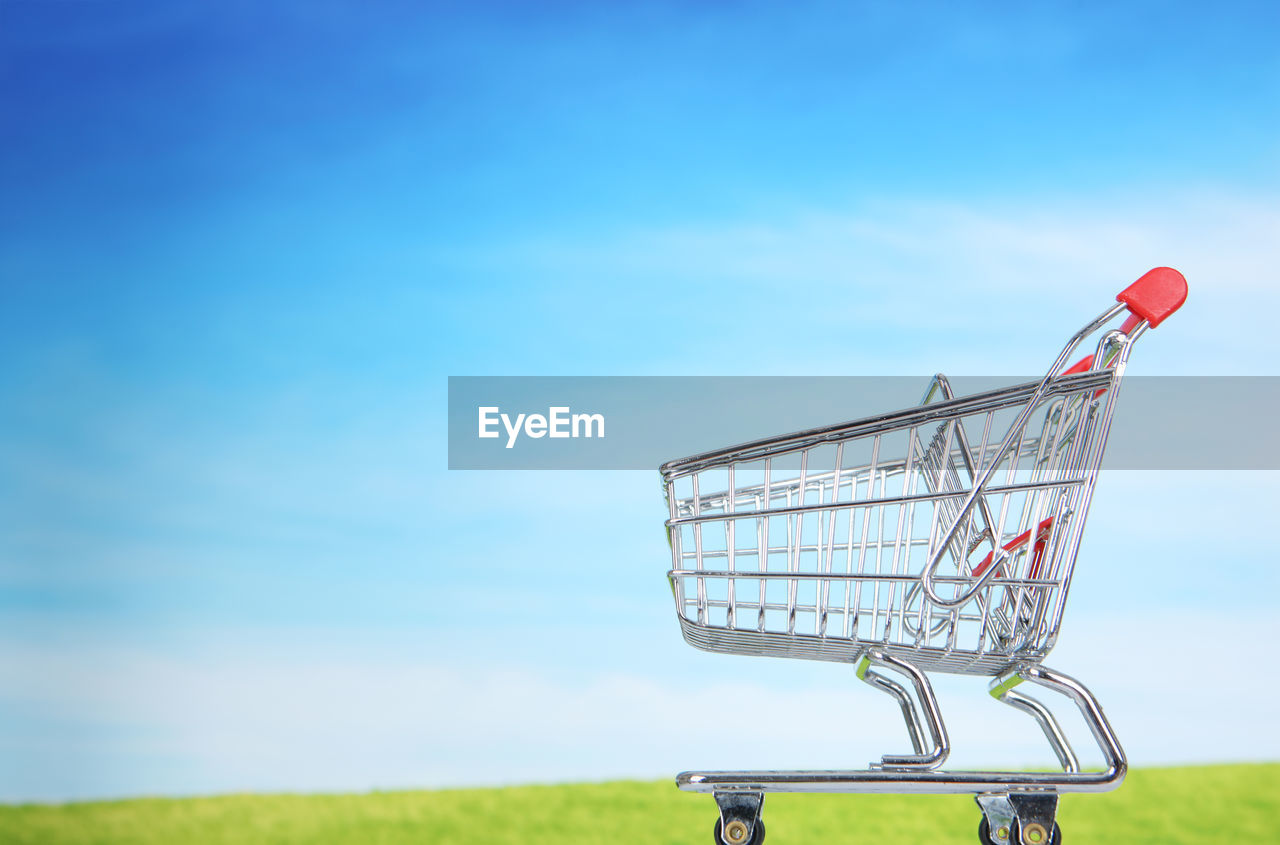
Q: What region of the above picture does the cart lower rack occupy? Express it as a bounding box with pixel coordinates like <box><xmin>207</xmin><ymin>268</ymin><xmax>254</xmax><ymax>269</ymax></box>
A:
<box><xmin>660</xmin><ymin>269</ymin><xmax>1187</xmax><ymax>845</ymax></box>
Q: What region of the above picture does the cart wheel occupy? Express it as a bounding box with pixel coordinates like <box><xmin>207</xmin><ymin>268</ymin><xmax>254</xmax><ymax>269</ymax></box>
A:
<box><xmin>1009</xmin><ymin>819</ymin><xmax>1061</xmax><ymax>845</ymax></box>
<box><xmin>714</xmin><ymin>817</ymin><xmax>765</xmax><ymax>845</ymax></box>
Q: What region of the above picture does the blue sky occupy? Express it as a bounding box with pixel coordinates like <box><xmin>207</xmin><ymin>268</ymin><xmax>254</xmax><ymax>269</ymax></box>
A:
<box><xmin>2</xmin><ymin>1</ymin><xmax>1279</xmax><ymax>800</ymax></box>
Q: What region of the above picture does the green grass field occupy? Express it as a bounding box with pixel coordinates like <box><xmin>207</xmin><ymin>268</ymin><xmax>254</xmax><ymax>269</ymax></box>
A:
<box><xmin>2</xmin><ymin>765</ymin><xmax>1276</xmax><ymax>844</ymax></box>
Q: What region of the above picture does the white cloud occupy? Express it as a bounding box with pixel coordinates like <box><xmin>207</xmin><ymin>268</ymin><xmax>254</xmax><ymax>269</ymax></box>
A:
<box><xmin>4</xmin><ymin>611</ymin><xmax>1275</xmax><ymax>801</ymax></box>
<box><xmin>504</xmin><ymin>191</ymin><xmax>1279</xmax><ymax>293</ymax></box>
<box><xmin>475</xmin><ymin>191</ymin><xmax>1280</xmax><ymax>374</ymax></box>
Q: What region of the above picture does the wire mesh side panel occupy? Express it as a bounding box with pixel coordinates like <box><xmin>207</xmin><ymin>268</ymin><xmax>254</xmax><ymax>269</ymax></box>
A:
<box><xmin>664</xmin><ymin>373</ymin><xmax>1118</xmax><ymax>674</ymax></box>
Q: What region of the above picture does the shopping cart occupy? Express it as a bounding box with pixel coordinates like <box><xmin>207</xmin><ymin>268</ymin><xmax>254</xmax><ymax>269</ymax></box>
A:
<box><xmin>660</xmin><ymin>269</ymin><xmax>1187</xmax><ymax>845</ymax></box>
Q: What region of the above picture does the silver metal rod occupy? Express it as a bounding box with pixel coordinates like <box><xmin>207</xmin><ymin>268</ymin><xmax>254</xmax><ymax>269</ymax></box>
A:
<box><xmin>862</xmin><ymin>649</ymin><xmax>949</xmax><ymax>769</ymax></box>
<box><xmin>998</xmin><ymin>689</ymin><xmax>1080</xmax><ymax>773</ymax></box>
<box><xmin>677</xmin><ymin>767</ymin><xmax>1122</xmax><ymax>794</ymax></box>
<box><xmin>661</xmin><ymin>370</ymin><xmax>1114</xmax><ymax>479</ymax></box>
<box><xmin>919</xmin><ymin>305</ymin><xmax>1126</xmax><ymax>609</ymax></box>
<box><xmin>667</xmin><ymin>477</ymin><xmax>1087</xmax><ymax>527</ymax></box>
<box><xmin>859</xmin><ymin>672</ymin><xmax>927</xmax><ymax>757</ymax></box>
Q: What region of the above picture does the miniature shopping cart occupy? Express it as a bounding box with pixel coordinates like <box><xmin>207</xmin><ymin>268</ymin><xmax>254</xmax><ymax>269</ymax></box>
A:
<box><xmin>660</xmin><ymin>269</ymin><xmax>1187</xmax><ymax>845</ymax></box>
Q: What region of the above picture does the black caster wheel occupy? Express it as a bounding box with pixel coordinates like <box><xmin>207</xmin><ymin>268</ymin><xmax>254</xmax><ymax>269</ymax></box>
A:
<box><xmin>1009</xmin><ymin>819</ymin><xmax>1062</xmax><ymax>845</ymax></box>
<box><xmin>714</xmin><ymin>817</ymin><xmax>765</xmax><ymax>845</ymax></box>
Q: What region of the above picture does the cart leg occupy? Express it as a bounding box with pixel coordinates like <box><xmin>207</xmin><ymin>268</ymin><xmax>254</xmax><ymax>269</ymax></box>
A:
<box><xmin>713</xmin><ymin>791</ymin><xmax>764</xmax><ymax>845</ymax></box>
<box><xmin>992</xmin><ymin>686</ymin><xmax>1080</xmax><ymax>773</ymax></box>
<box><xmin>859</xmin><ymin>667</ymin><xmax>927</xmax><ymax>756</ymax></box>
<box><xmin>990</xmin><ymin>662</ymin><xmax>1126</xmax><ymax>785</ymax></box>
<box><xmin>856</xmin><ymin>648</ymin><xmax>949</xmax><ymax>769</ymax></box>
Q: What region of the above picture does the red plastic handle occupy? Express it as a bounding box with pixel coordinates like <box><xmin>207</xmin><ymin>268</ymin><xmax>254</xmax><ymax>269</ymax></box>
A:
<box><xmin>1117</xmin><ymin>267</ymin><xmax>1188</xmax><ymax>328</ymax></box>
<box><xmin>971</xmin><ymin>516</ymin><xmax>1054</xmax><ymax>579</ymax></box>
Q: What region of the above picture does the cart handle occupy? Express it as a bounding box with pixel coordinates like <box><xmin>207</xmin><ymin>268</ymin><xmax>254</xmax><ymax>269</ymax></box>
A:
<box><xmin>1117</xmin><ymin>266</ymin><xmax>1187</xmax><ymax>328</ymax></box>
<box><xmin>920</xmin><ymin>268</ymin><xmax>1187</xmax><ymax>609</ymax></box>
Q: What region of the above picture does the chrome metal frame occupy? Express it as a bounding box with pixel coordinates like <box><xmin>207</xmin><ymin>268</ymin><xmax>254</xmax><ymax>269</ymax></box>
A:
<box><xmin>660</xmin><ymin>299</ymin><xmax>1159</xmax><ymax>845</ymax></box>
